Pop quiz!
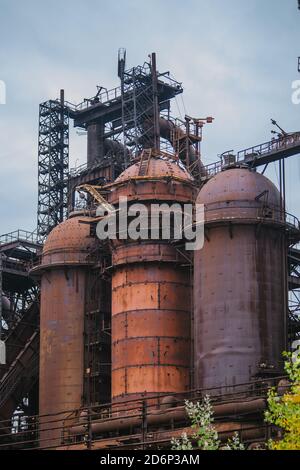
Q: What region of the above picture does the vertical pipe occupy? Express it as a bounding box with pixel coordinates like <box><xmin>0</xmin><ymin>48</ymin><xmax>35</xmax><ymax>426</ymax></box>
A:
<box><xmin>87</xmin><ymin>122</ymin><xmax>105</xmax><ymax>167</ymax></box>
<box><xmin>279</xmin><ymin>159</ymin><xmax>283</xmax><ymax>218</ymax></box>
<box><xmin>282</xmin><ymin>158</ymin><xmax>286</xmax><ymax>215</ymax></box>
<box><xmin>119</xmin><ymin>52</ymin><xmax>129</xmax><ymax>168</ymax></box>
<box><xmin>185</xmin><ymin>117</ymin><xmax>190</xmax><ymax>167</ymax></box>
<box><xmin>151</xmin><ymin>53</ymin><xmax>160</xmax><ymax>152</ymax></box>
<box><xmin>59</xmin><ymin>89</ymin><xmax>65</xmax><ymax>222</ymax></box>
<box><xmin>282</xmin><ymin>158</ymin><xmax>288</xmax><ymax>351</ymax></box>
<box><xmin>86</xmin><ymin>368</ymin><xmax>92</xmax><ymax>450</ymax></box>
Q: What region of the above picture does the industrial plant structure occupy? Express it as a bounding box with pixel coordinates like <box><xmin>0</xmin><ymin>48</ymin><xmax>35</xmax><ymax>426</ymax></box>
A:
<box><xmin>0</xmin><ymin>51</ymin><xmax>300</xmax><ymax>450</ymax></box>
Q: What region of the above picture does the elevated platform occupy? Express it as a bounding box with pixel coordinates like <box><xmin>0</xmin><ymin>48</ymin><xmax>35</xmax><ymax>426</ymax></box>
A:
<box><xmin>0</xmin><ymin>230</ymin><xmax>41</xmax><ymax>294</ymax></box>
<box><xmin>67</xmin><ymin>72</ymin><xmax>182</xmax><ymax>130</ymax></box>
<box><xmin>203</xmin><ymin>132</ymin><xmax>300</xmax><ymax>179</ymax></box>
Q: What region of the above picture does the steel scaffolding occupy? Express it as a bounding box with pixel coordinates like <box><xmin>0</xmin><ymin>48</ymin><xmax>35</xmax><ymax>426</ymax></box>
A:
<box><xmin>119</xmin><ymin>51</ymin><xmax>161</xmax><ymax>160</ymax></box>
<box><xmin>37</xmin><ymin>90</ymin><xmax>69</xmax><ymax>240</ymax></box>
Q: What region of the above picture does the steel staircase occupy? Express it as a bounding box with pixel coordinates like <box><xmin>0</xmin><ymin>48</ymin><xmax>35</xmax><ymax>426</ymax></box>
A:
<box><xmin>0</xmin><ymin>302</ymin><xmax>39</xmax><ymax>379</ymax></box>
<box><xmin>0</xmin><ymin>330</ymin><xmax>39</xmax><ymax>432</ymax></box>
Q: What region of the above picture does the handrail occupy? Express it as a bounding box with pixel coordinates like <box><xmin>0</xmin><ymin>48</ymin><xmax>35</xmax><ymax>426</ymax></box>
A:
<box><xmin>203</xmin><ymin>132</ymin><xmax>300</xmax><ymax>179</ymax></box>
<box><xmin>204</xmin><ymin>202</ymin><xmax>300</xmax><ymax>231</ymax></box>
<box><xmin>0</xmin><ymin>374</ymin><xmax>287</xmax><ymax>449</ymax></box>
<box><xmin>0</xmin><ymin>229</ymin><xmax>40</xmax><ymax>246</ymax></box>
<box><xmin>64</xmin><ymin>86</ymin><xmax>122</xmax><ymax>113</ymax></box>
<box><xmin>236</xmin><ymin>132</ymin><xmax>300</xmax><ymax>163</ymax></box>
<box><xmin>69</xmin><ymin>158</ymin><xmax>114</xmax><ymax>178</ymax></box>
<box><xmin>0</xmin><ymin>374</ymin><xmax>287</xmax><ymax>429</ymax></box>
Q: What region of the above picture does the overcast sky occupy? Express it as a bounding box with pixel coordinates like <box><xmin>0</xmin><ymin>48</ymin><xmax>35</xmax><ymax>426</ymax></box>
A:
<box><xmin>0</xmin><ymin>0</ymin><xmax>300</xmax><ymax>234</ymax></box>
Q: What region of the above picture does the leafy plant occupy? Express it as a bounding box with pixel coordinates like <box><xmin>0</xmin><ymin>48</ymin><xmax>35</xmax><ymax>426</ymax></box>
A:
<box><xmin>171</xmin><ymin>395</ymin><xmax>244</xmax><ymax>451</ymax></box>
<box><xmin>265</xmin><ymin>348</ymin><xmax>300</xmax><ymax>450</ymax></box>
<box><xmin>222</xmin><ymin>432</ymin><xmax>245</xmax><ymax>451</ymax></box>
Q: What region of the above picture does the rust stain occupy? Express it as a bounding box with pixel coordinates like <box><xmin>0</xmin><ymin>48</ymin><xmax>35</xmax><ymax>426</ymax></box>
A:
<box><xmin>194</xmin><ymin>168</ymin><xmax>285</xmax><ymax>394</ymax></box>
<box><xmin>109</xmin><ymin>156</ymin><xmax>194</xmax><ymax>403</ymax></box>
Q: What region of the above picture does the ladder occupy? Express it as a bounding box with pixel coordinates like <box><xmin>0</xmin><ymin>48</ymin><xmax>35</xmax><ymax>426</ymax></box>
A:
<box><xmin>138</xmin><ymin>149</ymin><xmax>152</xmax><ymax>176</ymax></box>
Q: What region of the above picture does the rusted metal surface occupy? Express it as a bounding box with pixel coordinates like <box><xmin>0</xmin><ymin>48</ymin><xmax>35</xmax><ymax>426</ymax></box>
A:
<box><xmin>69</xmin><ymin>397</ymin><xmax>266</xmax><ymax>436</ymax></box>
<box><xmin>112</xmin><ymin>155</ymin><xmax>193</xmax><ymax>184</ymax></box>
<box><xmin>108</xmin><ymin>156</ymin><xmax>195</xmax><ymax>403</ymax></box>
<box><xmin>58</xmin><ymin>421</ymin><xmax>266</xmax><ymax>450</ymax></box>
<box><xmin>40</xmin><ymin>213</ymin><xmax>96</xmax><ymax>268</ymax></box>
<box><xmin>0</xmin><ymin>375</ymin><xmax>281</xmax><ymax>449</ymax></box>
<box><xmin>194</xmin><ymin>168</ymin><xmax>286</xmax><ymax>393</ymax></box>
<box><xmin>34</xmin><ymin>215</ymin><xmax>97</xmax><ymax>447</ymax></box>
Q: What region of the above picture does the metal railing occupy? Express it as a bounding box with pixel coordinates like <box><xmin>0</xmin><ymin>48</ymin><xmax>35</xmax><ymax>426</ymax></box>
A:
<box><xmin>63</xmin><ymin>62</ymin><xmax>182</xmax><ymax>116</ymax></box>
<box><xmin>236</xmin><ymin>132</ymin><xmax>300</xmax><ymax>163</ymax></box>
<box><xmin>201</xmin><ymin>160</ymin><xmax>222</xmax><ymax>179</ymax></box>
<box><xmin>0</xmin><ymin>229</ymin><xmax>40</xmax><ymax>246</ymax></box>
<box><xmin>2</xmin><ymin>258</ymin><xmax>28</xmax><ymax>272</ymax></box>
<box><xmin>202</xmin><ymin>201</ymin><xmax>300</xmax><ymax>233</ymax></box>
<box><xmin>64</xmin><ymin>86</ymin><xmax>122</xmax><ymax>113</ymax></box>
<box><xmin>69</xmin><ymin>158</ymin><xmax>114</xmax><ymax>178</ymax></box>
<box><xmin>203</xmin><ymin>132</ymin><xmax>300</xmax><ymax>179</ymax></box>
<box><xmin>0</xmin><ymin>375</ymin><xmax>287</xmax><ymax>450</ymax></box>
<box><xmin>285</xmin><ymin>212</ymin><xmax>300</xmax><ymax>231</ymax></box>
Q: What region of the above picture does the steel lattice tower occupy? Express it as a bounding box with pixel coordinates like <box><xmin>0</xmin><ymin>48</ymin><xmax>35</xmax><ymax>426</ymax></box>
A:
<box><xmin>119</xmin><ymin>51</ymin><xmax>165</xmax><ymax>161</ymax></box>
<box><xmin>37</xmin><ymin>90</ymin><xmax>69</xmax><ymax>241</ymax></box>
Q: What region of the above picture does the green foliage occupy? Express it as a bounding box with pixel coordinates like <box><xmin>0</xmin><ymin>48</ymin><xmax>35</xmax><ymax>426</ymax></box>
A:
<box><xmin>265</xmin><ymin>348</ymin><xmax>300</xmax><ymax>450</ymax></box>
<box><xmin>171</xmin><ymin>395</ymin><xmax>244</xmax><ymax>451</ymax></box>
<box><xmin>171</xmin><ymin>432</ymin><xmax>193</xmax><ymax>451</ymax></box>
<box><xmin>222</xmin><ymin>432</ymin><xmax>245</xmax><ymax>451</ymax></box>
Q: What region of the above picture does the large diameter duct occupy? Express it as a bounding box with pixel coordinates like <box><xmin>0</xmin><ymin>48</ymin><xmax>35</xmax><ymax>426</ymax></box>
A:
<box><xmin>86</xmin><ymin>118</ymin><xmax>204</xmax><ymax>172</ymax></box>
<box><xmin>107</xmin><ymin>156</ymin><xmax>196</xmax><ymax>404</ymax></box>
<box><xmin>159</xmin><ymin>117</ymin><xmax>206</xmax><ymax>175</ymax></box>
<box><xmin>141</xmin><ymin>117</ymin><xmax>198</xmax><ymax>163</ymax></box>
<box><xmin>158</xmin><ymin>117</ymin><xmax>196</xmax><ymax>161</ymax></box>
<box><xmin>32</xmin><ymin>214</ymin><xmax>99</xmax><ymax>448</ymax></box>
<box><xmin>194</xmin><ymin>168</ymin><xmax>287</xmax><ymax>393</ymax></box>
<box><xmin>87</xmin><ymin>123</ymin><xmax>130</xmax><ymax>167</ymax></box>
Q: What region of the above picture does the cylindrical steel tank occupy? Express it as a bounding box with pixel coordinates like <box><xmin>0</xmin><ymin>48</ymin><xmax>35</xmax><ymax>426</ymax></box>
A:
<box><xmin>194</xmin><ymin>167</ymin><xmax>287</xmax><ymax>393</ymax></box>
<box><xmin>32</xmin><ymin>214</ymin><xmax>99</xmax><ymax>447</ymax></box>
<box><xmin>107</xmin><ymin>155</ymin><xmax>196</xmax><ymax>404</ymax></box>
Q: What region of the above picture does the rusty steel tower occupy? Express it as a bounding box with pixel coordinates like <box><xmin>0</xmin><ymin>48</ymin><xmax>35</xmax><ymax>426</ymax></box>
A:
<box><xmin>37</xmin><ymin>90</ymin><xmax>69</xmax><ymax>241</ymax></box>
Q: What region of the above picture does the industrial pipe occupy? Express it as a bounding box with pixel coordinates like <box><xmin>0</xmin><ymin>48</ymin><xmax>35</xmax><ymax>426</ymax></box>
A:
<box><xmin>69</xmin><ymin>398</ymin><xmax>266</xmax><ymax>436</ymax></box>
<box><xmin>87</xmin><ymin>123</ymin><xmax>130</xmax><ymax>167</ymax></box>
<box><xmin>56</xmin><ymin>421</ymin><xmax>266</xmax><ymax>450</ymax></box>
<box><xmin>159</xmin><ymin>117</ymin><xmax>206</xmax><ymax>171</ymax></box>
